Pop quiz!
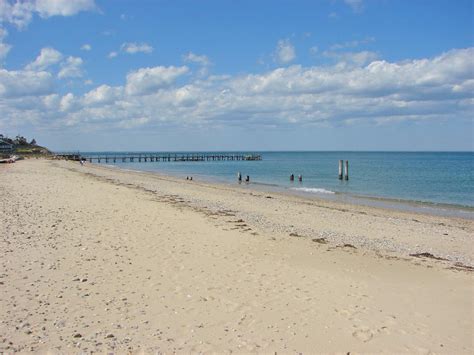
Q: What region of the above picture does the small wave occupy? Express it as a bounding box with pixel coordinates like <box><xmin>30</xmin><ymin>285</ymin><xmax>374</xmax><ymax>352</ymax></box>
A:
<box><xmin>291</xmin><ymin>187</ymin><xmax>335</xmax><ymax>194</ymax></box>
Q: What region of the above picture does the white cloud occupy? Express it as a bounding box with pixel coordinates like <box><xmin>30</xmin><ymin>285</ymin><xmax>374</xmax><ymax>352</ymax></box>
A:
<box><xmin>42</xmin><ymin>93</ymin><xmax>59</xmax><ymax>109</ymax></box>
<box><xmin>59</xmin><ymin>92</ymin><xmax>76</xmax><ymax>112</ymax></box>
<box><xmin>0</xmin><ymin>68</ymin><xmax>54</xmax><ymax>97</ymax></box>
<box><xmin>125</xmin><ymin>65</ymin><xmax>189</xmax><ymax>96</ymax></box>
<box><xmin>0</xmin><ymin>1</ymin><xmax>34</xmax><ymax>28</ymax></box>
<box><xmin>58</xmin><ymin>56</ymin><xmax>83</xmax><ymax>79</ymax></box>
<box><xmin>183</xmin><ymin>52</ymin><xmax>210</xmax><ymax>66</ymax></box>
<box><xmin>83</xmin><ymin>84</ymin><xmax>122</xmax><ymax>106</ymax></box>
<box><xmin>0</xmin><ymin>48</ymin><xmax>472</xmax><ymax>134</ymax></box>
<box><xmin>35</xmin><ymin>0</ymin><xmax>96</xmax><ymax>17</ymax></box>
<box><xmin>121</xmin><ymin>42</ymin><xmax>153</xmax><ymax>54</ymax></box>
<box><xmin>80</xmin><ymin>43</ymin><xmax>91</xmax><ymax>51</ymax></box>
<box><xmin>108</xmin><ymin>51</ymin><xmax>117</xmax><ymax>59</ymax></box>
<box><xmin>0</xmin><ymin>0</ymin><xmax>96</xmax><ymax>29</ymax></box>
<box><xmin>274</xmin><ymin>39</ymin><xmax>296</xmax><ymax>64</ymax></box>
<box><xmin>25</xmin><ymin>47</ymin><xmax>63</xmax><ymax>70</ymax></box>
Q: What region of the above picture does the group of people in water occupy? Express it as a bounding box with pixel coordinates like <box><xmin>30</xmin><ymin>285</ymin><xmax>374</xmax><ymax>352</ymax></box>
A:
<box><xmin>237</xmin><ymin>172</ymin><xmax>302</xmax><ymax>183</ymax></box>
<box><xmin>237</xmin><ymin>172</ymin><xmax>250</xmax><ymax>183</ymax></box>
<box><xmin>290</xmin><ymin>174</ymin><xmax>303</xmax><ymax>182</ymax></box>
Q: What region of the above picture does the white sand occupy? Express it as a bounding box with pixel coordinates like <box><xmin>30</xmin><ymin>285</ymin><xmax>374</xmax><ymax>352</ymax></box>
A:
<box><xmin>1</xmin><ymin>159</ymin><xmax>473</xmax><ymax>353</ymax></box>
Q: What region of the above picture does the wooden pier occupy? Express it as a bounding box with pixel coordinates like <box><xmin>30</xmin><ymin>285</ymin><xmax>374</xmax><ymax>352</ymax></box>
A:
<box><xmin>59</xmin><ymin>153</ymin><xmax>262</xmax><ymax>163</ymax></box>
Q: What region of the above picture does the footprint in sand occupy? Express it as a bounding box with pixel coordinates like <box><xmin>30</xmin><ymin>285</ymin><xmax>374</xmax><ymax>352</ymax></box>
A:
<box><xmin>352</xmin><ymin>327</ymin><xmax>374</xmax><ymax>342</ymax></box>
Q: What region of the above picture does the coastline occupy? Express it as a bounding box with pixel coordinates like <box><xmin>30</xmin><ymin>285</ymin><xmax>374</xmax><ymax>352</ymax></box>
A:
<box><xmin>75</xmin><ymin>160</ymin><xmax>474</xmax><ymax>265</ymax></box>
<box><xmin>1</xmin><ymin>159</ymin><xmax>473</xmax><ymax>353</ymax></box>
<box><xmin>98</xmin><ymin>159</ymin><xmax>474</xmax><ymax>220</ymax></box>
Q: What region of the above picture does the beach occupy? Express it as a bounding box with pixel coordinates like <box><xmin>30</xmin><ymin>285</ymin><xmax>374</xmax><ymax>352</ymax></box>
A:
<box><xmin>1</xmin><ymin>159</ymin><xmax>473</xmax><ymax>353</ymax></box>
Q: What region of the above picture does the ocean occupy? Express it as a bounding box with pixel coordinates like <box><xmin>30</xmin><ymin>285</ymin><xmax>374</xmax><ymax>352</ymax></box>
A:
<box><xmin>81</xmin><ymin>151</ymin><xmax>474</xmax><ymax>218</ymax></box>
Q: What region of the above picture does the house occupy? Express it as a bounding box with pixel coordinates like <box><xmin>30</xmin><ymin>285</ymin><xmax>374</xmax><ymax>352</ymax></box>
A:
<box><xmin>0</xmin><ymin>138</ymin><xmax>14</xmax><ymax>153</ymax></box>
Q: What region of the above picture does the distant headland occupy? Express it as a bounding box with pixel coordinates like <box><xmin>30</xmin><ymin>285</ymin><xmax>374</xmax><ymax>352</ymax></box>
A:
<box><xmin>0</xmin><ymin>134</ymin><xmax>51</xmax><ymax>158</ymax></box>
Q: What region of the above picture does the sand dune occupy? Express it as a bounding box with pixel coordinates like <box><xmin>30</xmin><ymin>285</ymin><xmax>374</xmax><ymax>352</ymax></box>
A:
<box><xmin>0</xmin><ymin>159</ymin><xmax>472</xmax><ymax>353</ymax></box>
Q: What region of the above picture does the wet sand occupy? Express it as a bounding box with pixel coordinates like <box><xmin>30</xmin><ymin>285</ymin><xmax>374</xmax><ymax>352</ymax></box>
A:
<box><xmin>1</xmin><ymin>159</ymin><xmax>473</xmax><ymax>353</ymax></box>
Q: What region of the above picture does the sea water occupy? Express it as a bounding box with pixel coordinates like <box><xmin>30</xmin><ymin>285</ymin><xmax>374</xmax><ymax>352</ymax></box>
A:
<box><xmin>81</xmin><ymin>151</ymin><xmax>474</xmax><ymax>217</ymax></box>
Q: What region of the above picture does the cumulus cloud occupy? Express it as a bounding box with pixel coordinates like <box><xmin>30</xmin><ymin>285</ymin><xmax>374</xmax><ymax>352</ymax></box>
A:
<box><xmin>57</xmin><ymin>56</ymin><xmax>83</xmax><ymax>79</ymax></box>
<box><xmin>35</xmin><ymin>0</ymin><xmax>96</xmax><ymax>17</ymax></box>
<box><xmin>0</xmin><ymin>0</ymin><xmax>34</xmax><ymax>28</ymax></box>
<box><xmin>108</xmin><ymin>51</ymin><xmax>117</xmax><ymax>59</ymax></box>
<box><xmin>25</xmin><ymin>47</ymin><xmax>63</xmax><ymax>70</ymax></box>
<box><xmin>1</xmin><ymin>47</ymin><xmax>472</xmax><ymax>133</ymax></box>
<box><xmin>80</xmin><ymin>43</ymin><xmax>91</xmax><ymax>51</ymax></box>
<box><xmin>0</xmin><ymin>0</ymin><xmax>96</xmax><ymax>28</ymax></box>
<box><xmin>274</xmin><ymin>39</ymin><xmax>296</xmax><ymax>64</ymax></box>
<box><xmin>83</xmin><ymin>84</ymin><xmax>122</xmax><ymax>106</ymax></box>
<box><xmin>59</xmin><ymin>92</ymin><xmax>77</xmax><ymax>112</ymax></box>
<box><xmin>125</xmin><ymin>66</ymin><xmax>189</xmax><ymax>96</ymax></box>
<box><xmin>121</xmin><ymin>42</ymin><xmax>153</xmax><ymax>54</ymax></box>
<box><xmin>0</xmin><ymin>68</ymin><xmax>54</xmax><ymax>97</ymax></box>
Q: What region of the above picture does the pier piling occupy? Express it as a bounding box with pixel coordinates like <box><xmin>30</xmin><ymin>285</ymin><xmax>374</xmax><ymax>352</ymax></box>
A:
<box><xmin>338</xmin><ymin>160</ymin><xmax>343</xmax><ymax>180</ymax></box>
<box><xmin>344</xmin><ymin>160</ymin><xmax>349</xmax><ymax>180</ymax></box>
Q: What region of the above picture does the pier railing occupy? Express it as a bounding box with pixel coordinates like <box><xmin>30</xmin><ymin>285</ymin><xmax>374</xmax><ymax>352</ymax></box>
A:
<box><xmin>57</xmin><ymin>153</ymin><xmax>262</xmax><ymax>163</ymax></box>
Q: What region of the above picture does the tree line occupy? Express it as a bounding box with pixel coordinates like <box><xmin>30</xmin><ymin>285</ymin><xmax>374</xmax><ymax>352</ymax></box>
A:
<box><xmin>0</xmin><ymin>134</ymin><xmax>37</xmax><ymax>146</ymax></box>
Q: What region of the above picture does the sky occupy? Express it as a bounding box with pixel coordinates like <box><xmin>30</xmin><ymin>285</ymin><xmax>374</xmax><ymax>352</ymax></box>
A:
<box><xmin>0</xmin><ymin>0</ymin><xmax>473</xmax><ymax>152</ymax></box>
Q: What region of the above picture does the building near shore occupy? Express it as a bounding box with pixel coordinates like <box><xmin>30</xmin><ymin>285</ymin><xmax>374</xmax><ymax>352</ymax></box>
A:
<box><xmin>0</xmin><ymin>139</ymin><xmax>13</xmax><ymax>153</ymax></box>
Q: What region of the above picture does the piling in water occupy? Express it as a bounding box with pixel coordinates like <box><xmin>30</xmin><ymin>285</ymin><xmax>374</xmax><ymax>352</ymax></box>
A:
<box><xmin>338</xmin><ymin>160</ymin><xmax>343</xmax><ymax>180</ymax></box>
<box><xmin>344</xmin><ymin>160</ymin><xmax>349</xmax><ymax>180</ymax></box>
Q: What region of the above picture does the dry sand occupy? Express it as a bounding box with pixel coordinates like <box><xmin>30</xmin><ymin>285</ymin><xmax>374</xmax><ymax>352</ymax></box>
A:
<box><xmin>0</xmin><ymin>159</ymin><xmax>473</xmax><ymax>353</ymax></box>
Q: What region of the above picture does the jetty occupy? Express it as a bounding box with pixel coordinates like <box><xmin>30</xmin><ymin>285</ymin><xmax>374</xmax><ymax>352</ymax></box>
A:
<box><xmin>57</xmin><ymin>153</ymin><xmax>262</xmax><ymax>163</ymax></box>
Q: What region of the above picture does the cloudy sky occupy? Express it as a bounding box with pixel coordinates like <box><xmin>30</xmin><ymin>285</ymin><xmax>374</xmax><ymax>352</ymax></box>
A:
<box><xmin>0</xmin><ymin>0</ymin><xmax>472</xmax><ymax>151</ymax></box>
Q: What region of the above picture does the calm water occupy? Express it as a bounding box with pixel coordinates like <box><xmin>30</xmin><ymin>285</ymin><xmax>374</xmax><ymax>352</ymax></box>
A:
<box><xmin>81</xmin><ymin>151</ymin><xmax>474</xmax><ymax>215</ymax></box>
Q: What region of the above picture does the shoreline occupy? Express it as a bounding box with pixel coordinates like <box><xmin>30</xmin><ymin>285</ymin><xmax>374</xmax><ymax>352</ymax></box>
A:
<box><xmin>101</xmin><ymin>160</ymin><xmax>474</xmax><ymax>221</ymax></box>
<box><xmin>76</xmin><ymin>160</ymin><xmax>474</xmax><ymax>266</ymax></box>
<box><xmin>98</xmin><ymin>161</ymin><xmax>474</xmax><ymax>220</ymax></box>
<box><xmin>1</xmin><ymin>159</ymin><xmax>473</xmax><ymax>353</ymax></box>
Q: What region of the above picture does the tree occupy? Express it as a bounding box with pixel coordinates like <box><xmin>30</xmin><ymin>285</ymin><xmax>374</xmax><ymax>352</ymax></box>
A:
<box><xmin>30</xmin><ymin>138</ymin><xmax>37</xmax><ymax>145</ymax></box>
<box><xmin>14</xmin><ymin>135</ymin><xmax>28</xmax><ymax>145</ymax></box>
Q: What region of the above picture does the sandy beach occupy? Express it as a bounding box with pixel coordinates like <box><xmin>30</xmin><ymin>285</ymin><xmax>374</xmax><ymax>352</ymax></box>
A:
<box><xmin>1</xmin><ymin>159</ymin><xmax>473</xmax><ymax>353</ymax></box>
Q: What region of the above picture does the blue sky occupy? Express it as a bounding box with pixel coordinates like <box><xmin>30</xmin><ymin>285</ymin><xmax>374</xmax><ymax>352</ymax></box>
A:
<box><xmin>0</xmin><ymin>0</ymin><xmax>473</xmax><ymax>151</ymax></box>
